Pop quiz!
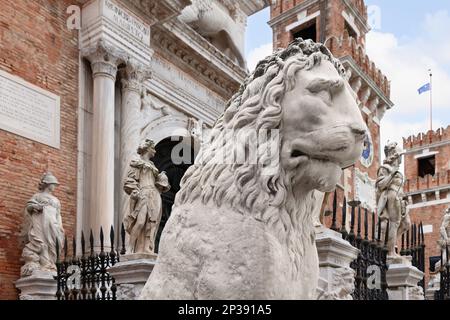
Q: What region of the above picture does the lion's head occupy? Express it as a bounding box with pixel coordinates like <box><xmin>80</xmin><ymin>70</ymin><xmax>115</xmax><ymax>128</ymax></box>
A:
<box><xmin>176</xmin><ymin>38</ymin><xmax>366</xmax><ymax>242</ymax></box>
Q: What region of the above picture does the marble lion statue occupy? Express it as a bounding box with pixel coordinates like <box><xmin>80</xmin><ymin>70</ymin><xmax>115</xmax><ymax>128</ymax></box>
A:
<box><xmin>141</xmin><ymin>39</ymin><xmax>367</xmax><ymax>300</ymax></box>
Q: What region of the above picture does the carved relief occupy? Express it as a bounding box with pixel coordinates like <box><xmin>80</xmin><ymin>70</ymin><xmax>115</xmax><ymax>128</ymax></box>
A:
<box><xmin>317</xmin><ymin>268</ymin><xmax>356</xmax><ymax>300</ymax></box>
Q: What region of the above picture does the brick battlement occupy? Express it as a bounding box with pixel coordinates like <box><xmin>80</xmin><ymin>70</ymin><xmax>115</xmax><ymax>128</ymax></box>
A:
<box><xmin>403</xmin><ymin>125</ymin><xmax>450</xmax><ymax>149</ymax></box>
<box><xmin>325</xmin><ymin>32</ymin><xmax>391</xmax><ymax>98</ymax></box>
<box><xmin>404</xmin><ymin>170</ymin><xmax>450</xmax><ymax>193</ymax></box>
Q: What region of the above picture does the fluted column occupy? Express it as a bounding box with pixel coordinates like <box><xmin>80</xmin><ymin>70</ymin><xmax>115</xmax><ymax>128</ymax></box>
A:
<box><xmin>83</xmin><ymin>41</ymin><xmax>124</xmax><ymax>245</ymax></box>
<box><xmin>119</xmin><ymin>61</ymin><xmax>152</xmax><ymax>225</ymax></box>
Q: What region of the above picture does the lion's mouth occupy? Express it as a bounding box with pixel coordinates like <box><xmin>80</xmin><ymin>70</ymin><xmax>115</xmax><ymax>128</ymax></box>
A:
<box><xmin>290</xmin><ymin>149</ymin><xmax>334</xmax><ymax>163</ymax></box>
<box><xmin>290</xmin><ymin>143</ymin><xmax>354</xmax><ymax>169</ymax></box>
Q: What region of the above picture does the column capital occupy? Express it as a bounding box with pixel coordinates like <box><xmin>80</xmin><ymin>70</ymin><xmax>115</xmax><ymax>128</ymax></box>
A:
<box><xmin>119</xmin><ymin>59</ymin><xmax>152</xmax><ymax>93</ymax></box>
<box><xmin>82</xmin><ymin>39</ymin><xmax>126</xmax><ymax>80</ymax></box>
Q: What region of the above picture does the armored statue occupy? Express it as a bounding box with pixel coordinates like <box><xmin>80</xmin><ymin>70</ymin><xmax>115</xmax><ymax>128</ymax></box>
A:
<box><xmin>123</xmin><ymin>139</ymin><xmax>170</xmax><ymax>254</ymax></box>
<box><xmin>376</xmin><ymin>142</ymin><xmax>411</xmax><ymax>257</ymax></box>
<box><xmin>20</xmin><ymin>172</ymin><xmax>65</xmax><ymax>277</ymax></box>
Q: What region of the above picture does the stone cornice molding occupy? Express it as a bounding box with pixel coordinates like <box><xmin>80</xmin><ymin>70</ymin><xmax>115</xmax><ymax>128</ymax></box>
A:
<box><xmin>164</xmin><ymin>18</ymin><xmax>247</xmax><ymax>80</ymax></box>
<box><xmin>81</xmin><ymin>40</ymin><xmax>127</xmax><ymax>80</ymax></box>
<box><xmin>120</xmin><ymin>58</ymin><xmax>153</xmax><ymax>93</ymax></box>
<box><xmin>152</xmin><ymin>23</ymin><xmax>244</xmax><ymax>98</ymax></box>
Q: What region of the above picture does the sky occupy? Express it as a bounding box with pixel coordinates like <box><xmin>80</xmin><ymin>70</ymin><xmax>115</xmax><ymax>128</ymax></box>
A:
<box><xmin>245</xmin><ymin>1</ymin><xmax>450</xmax><ymax>150</ymax></box>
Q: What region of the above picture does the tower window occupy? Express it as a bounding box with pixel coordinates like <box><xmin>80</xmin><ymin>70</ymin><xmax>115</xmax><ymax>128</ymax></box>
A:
<box><xmin>292</xmin><ymin>21</ymin><xmax>317</xmax><ymax>42</ymax></box>
<box><xmin>344</xmin><ymin>21</ymin><xmax>358</xmax><ymax>39</ymax></box>
<box><xmin>418</xmin><ymin>155</ymin><xmax>435</xmax><ymax>178</ymax></box>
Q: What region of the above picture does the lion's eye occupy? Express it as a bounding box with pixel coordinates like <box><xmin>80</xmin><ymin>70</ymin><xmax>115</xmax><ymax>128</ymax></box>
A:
<box><xmin>314</xmin><ymin>89</ymin><xmax>332</xmax><ymax>105</ymax></box>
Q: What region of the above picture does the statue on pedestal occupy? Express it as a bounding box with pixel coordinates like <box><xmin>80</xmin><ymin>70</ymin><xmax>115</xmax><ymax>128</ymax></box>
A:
<box><xmin>20</xmin><ymin>172</ymin><xmax>65</xmax><ymax>277</ymax></box>
<box><xmin>376</xmin><ymin>142</ymin><xmax>411</xmax><ymax>257</ymax></box>
<box><xmin>439</xmin><ymin>207</ymin><xmax>450</xmax><ymax>260</ymax></box>
<box><xmin>123</xmin><ymin>139</ymin><xmax>170</xmax><ymax>254</ymax></box>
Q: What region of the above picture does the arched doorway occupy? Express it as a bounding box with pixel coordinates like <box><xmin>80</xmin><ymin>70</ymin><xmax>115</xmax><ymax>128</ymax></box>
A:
<box><xmin>151</xmin><ymin>136</ymin><xmax>197</xmax><ymax>252</ymax></box>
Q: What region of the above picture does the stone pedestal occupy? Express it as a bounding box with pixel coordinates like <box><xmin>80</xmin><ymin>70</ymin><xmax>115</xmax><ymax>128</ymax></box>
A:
<box><xmin>315</xmin><ymin>227</ymin><xmax>359</xmax><ymax>300</ymax></box>
<box><xmin>386</xmin><ymin>257</ymin><xmax>425</xmax><ymax>300</ymax></box>
<box><xmin>426</xmin><ymin>269</ymin><xmax>441</xmax><ymax>300</ymax></box>
<box><xmin>108</xmin><ymin>253</ymin><xmax>157</xmax><ymax>300</ymax></box>
<box><xmin>15</xmin><ymin>271</ymin><xmax>57</xmax><ymax>300</ymax></box>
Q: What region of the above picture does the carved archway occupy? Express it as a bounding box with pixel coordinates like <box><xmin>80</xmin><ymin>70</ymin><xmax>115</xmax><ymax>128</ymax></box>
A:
<box><xmin>151</xmin><ymin>136</ymin><xmax>198</xmax><ymax>252</ymax></box>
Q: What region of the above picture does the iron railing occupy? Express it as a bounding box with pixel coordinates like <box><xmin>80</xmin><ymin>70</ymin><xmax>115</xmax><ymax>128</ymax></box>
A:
<box><xmin>330</xmin><ymin>190</ymin><xmax>426</xmax><ymax>300</ymax></box>
<box><xmin>400</xmin><ymin>222</ymin><xmax>426</xmax><ymax>291</ymax></box>
<box><xmin>55</xmin><ymin>225</ymin><xmax>126</xmax><ymax>300</ymax></box>
<box><xmin>434</xmin><ymin>246</ymin><xmax>450</xmax><ymax>300</ymax></box>
<box><xmin>330</xmin><ymin>191</ymin><xmax>389</xmax><ymax>300</ymax></box>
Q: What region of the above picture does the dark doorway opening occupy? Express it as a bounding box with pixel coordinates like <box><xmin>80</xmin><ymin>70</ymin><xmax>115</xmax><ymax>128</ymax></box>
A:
<box><xmin>292</xmin><ymin>21</ymin><xmax>317</xmax><ymax>42</ymax></box>
<box><xmin>151</xmin><ymin>137</ymin><xmax>197</xmax><ymax>252</ymax></box>
<box><xmin>418</xmin><ymin>155</ymin><xmax>436</xmax><ymax>178</ymax></box>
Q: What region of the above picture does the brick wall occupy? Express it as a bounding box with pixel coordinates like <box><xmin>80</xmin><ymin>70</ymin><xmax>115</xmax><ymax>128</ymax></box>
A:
<box><xmin>0</xmin><ymin>0</ymin><xmax>79</xmax><ymax>299</ymax></box>
<box><xmin>403</xmin><ymin>126</ymin><xmax>450</xmax><ymax>283</ymax></box>
<box><xmin>409</xmin><ymin>204</ymin><xmax>448</xmax><ymax>286</ymax></box>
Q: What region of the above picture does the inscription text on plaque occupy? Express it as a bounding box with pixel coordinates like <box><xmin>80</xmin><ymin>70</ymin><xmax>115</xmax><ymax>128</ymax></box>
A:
<box><xmin>0</xmin><ymin>70</ymin><xmax>60</xmax><ymax>148</ymax></box>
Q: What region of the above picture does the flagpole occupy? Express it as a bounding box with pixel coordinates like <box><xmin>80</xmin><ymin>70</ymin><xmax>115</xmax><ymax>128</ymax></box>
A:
<box><xmin>429</xmin><ymin>69</ymin><xmax>433</xmax><ymax>131</ymax></box>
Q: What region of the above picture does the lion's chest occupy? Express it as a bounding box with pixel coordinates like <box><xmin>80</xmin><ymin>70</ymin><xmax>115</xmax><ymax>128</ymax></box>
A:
<box><xmin>157</xmin><ymin>203</ymin><xmax>319</xmax><ymax>299</ymax></box>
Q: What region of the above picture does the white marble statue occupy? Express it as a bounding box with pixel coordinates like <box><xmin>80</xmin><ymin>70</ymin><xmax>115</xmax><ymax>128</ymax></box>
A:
<box><xmin>439</xmin><ymin>207</ymin><xmax>450</xmax><ymax>261</ymax></box>
<box><xmin>20</xmin><ymin>172</ymin><xmax>65</xmax><ymax>277</ymax></box>
<box><xmin>376</xmin><ymin>142</ymin><xmax>411</xmax><ymax>257</ymax></box>
<box><xmin>140</xmin><ymin>39</ymin><xmax>366</xmax><ymax>300</ymax></box>
<box><xmin>123</xmin><ymin>139</ymin><xmax>171</xmax><ymax>254</ymax></box>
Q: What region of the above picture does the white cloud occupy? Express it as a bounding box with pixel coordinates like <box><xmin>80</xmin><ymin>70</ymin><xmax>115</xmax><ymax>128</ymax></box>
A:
<box><xmin>380</xmin><ymin>115</ymin><xmax>444</xmax><ymax>149</ymax></box>
<box><xmin>366</xmin><ymin>10</ymin><xmax>450</xmax><ymax>117</ymax></box>
<box><xmin>246</xmin><ymin>43</ymin><xmax>273</xmax><ymax>72</ymax></box>
<box><xmin>366</xmin><ymin>10</ymin><xmax>450</xmax><ymax>166</ymax></box>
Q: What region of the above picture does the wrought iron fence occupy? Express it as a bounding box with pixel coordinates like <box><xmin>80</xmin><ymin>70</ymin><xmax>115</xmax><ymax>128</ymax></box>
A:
<box><xmin>55</xmin><ymin>225</ymin><xmax>126</xmax><ymax>300</ymax></box>
<box><xmin>434</xmin><ymin>246</ymin><xmax>450</xmax><ymax>300</ymax></box>
<box><xmin>331</xmin><ymin>192</ymin><xmax>389</xmax><ymax>300</ymax></box>
<box><xmin>330</xmin><ymin>191</ymin><xmax>426</xmax><ymax>300</ymax></box>
<box><xmin>400</xmin><ymin>222</ymin><xmax>426</xmax><ymax>291</ymax></box>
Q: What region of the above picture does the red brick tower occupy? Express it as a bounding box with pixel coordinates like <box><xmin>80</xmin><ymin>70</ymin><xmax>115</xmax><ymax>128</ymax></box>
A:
<box><xmin>269</xmin><ymin>0</ymin><xmax>393</xmax><ymax>227</ymax></box>
<box><xmin>403</xmin><ymin>127</ymin><xmax>450</xmax><ymax>281</ymax></box>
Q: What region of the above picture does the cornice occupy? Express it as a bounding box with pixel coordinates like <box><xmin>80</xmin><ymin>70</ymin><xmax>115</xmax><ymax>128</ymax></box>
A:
<box><xmin>341</xmin><ymin>55</ymin><xmax>393</xmax><ymax>109</ymax></box>
<box><xmin>151</xmin><ymin>20</ymin><xmax>247</xmax><ymax>98</ymax></box>
<box><xmin>164</xmin><ymin>18</ymin><xmax>247</xmax><ymax>81</ymax></box>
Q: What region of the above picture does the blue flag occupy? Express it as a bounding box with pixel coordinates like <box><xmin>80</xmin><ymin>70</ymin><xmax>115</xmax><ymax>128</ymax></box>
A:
<box><xmin>418</xmin><ymin>83</ymin><xmax>431</xmax><ymax>95</ymax></box>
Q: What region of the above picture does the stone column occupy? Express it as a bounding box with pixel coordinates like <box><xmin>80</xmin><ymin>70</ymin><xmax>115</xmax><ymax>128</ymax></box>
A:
<box><xmin>386</xmin><ymin>256</ymin><xmax>425</xmax><ymax>300</ymax></box>
<box><xmin>83</xmin><ymin>41</ymin><xmax>124</xmax><ymax>244</ymax></box>
<box><xmin>315</xmin><ymin>227</ymin><xmax>359</xmax><ymax>300</ymax></box>
<box><xmin>119</xmin><ymin>62</ymin><xmax>152</xmax><ymax>226</ymax></box>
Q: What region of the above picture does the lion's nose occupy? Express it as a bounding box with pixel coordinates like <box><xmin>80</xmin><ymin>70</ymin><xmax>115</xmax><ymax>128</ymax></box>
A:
<box><xmin>350</xmin><ymin>124</ymin><xmax>367</xmax><ymax>139</ymax></box>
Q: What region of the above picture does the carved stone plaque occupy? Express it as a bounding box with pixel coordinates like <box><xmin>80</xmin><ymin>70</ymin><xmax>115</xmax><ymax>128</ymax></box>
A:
<box><xmin>104</xmin><ymin>0</ymin><xmax>150</xmax><ymax>46</ymax></box>
<box><xmin>355</xmin><ymin>168</ymin><xmax>376</xmax><ymax>212</ymax></box>
<box><xmin>0</xmin><ymin>70</ymin><xmax>60</xmax><ymax>148</ymax></box>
